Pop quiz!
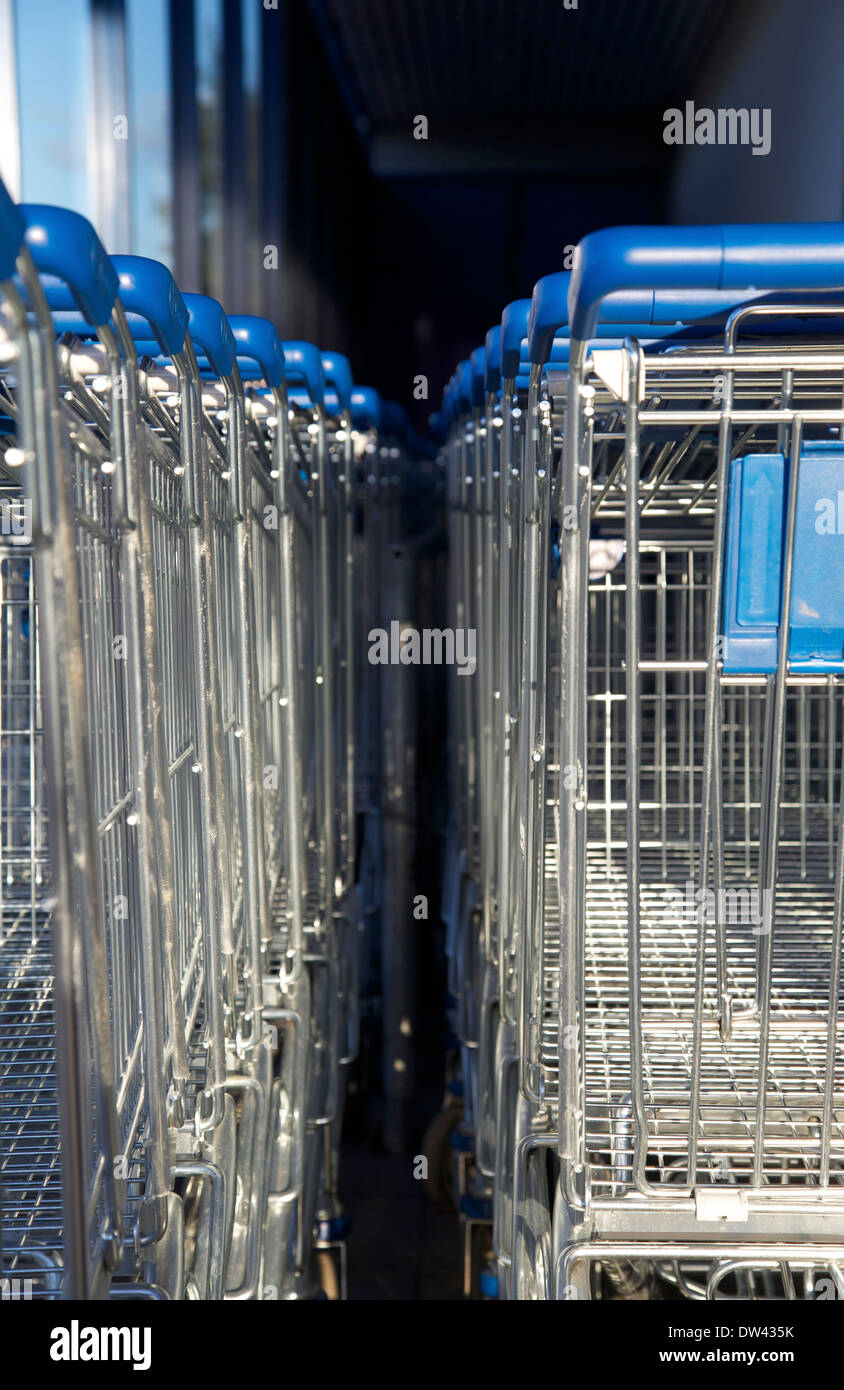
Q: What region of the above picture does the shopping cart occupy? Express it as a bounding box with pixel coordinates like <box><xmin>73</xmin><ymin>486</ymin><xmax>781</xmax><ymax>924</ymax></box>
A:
<box><xmin>550</xmin><ymin>224</ymin><xmax>844</xmax><ymax>1299</ymax></box>
<box><xmin>444</xmin><ymin>233</ymin><xmax>844</xmax><ymax>1300</ymax></box>
<box><xmin>0</xmin><ymin>200</ymin><xmax>185</xmax><ymax>1298</ymax></box>
<box><xmin>259</xmin><ymin>340</ymin><xmax>342</xmax><ymax>1298</ymax></box>
<box><xmin>0</xmin><ymin>163</ymin><xmax>370</xmax><ymax>1300</ymax></box>
<box><xmin>349</xmin><ymin>386</ymin><xmax>384</xmax><ymax>1088</ymax></box>
<box><xmin>0</xmin><ymin>192</ymin><xmax>118</xmax><ymax>1300</ymax></box>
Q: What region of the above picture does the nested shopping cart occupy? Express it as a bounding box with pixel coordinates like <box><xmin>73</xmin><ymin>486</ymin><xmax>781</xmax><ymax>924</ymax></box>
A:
<box><xmin>550</xmin><ymin>225</ymin><xmax>844</xmax><ymax>1300</ymax></box>
<box><xmin>0</xmin><ymin>199</ymin><xmax>184</xmax><ymax>1298</ymax></box>
<box><xmin>445</xmin><ymin>237</ymin><xmax>844</xmax><ymax>1300</ymax></box>
<box><xmin>502</xmin><ymin>280</ymin><xmax>706</xmax><ymax>1299</ymax></box>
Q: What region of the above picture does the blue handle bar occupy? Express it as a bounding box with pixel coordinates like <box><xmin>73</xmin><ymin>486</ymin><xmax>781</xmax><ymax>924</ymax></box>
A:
<box><xmin>133</xmin><ymin>340</ymin><xmax>169</xmax><ymax>361</ymax></box>
<box><xmin>227</xmin><ymin>314</ymin><xmax>285</xmax><ymax>389</ymax></box>
<box><xmin>569</xmin><ymin>223</ymin><xmax>844</xmax><ymax>340</ymax></box>
<box><xmin>0</xmin><ymin>180</ymin><xmax>24</xmax><ymax>282</ymax></box>
<box><xmin>484</xmin><ymin>326</ymin><xmax>501</xmax><ymax>394</ymax></box>
<box><xmin>456</xmin><ymin>359</ymin><xmax>473</xmax><ymax>412</ymax></box>
<box><xmin>110</xmin><ymin>255</ymin><xmax>188</xmax><ymax>357</ymax></box>
<box><xmin>520</xmin><ymin>323</ymin><xmax>713</xmax><ymax>373</ymax></box>
<box><xmin>527</xmin><ymin>273</ymin><xmax>571</xmax><ymax>365</ymax></box>
<box><xmin>350</xmin><ymin>386</ymin><xmax>380</xmax><ymax>431</ymax></box>
<box><xmin>603</xmin><ymin>289</ymin><xmax>758</xmax><ymax>326</ymax></box>
<box><xmin>40</xmin><ymin>306</ymin><xmax>96</xmax><ymax>333</ymax></box>
<box><xmin>428</xmin><ymin>410</ymin><xmax>447</xmax><ymax>444</ymax></box>
<box><xmin>500</xmin><ymin>299</ymin><xmax>531</xmax><ymax>380</ymax></box>
<box><xmin>321</xmin><ymin>351</ymin><xmax>354</xmax><ymax>412</ymax></box>
<box><xmin>381</xmin><ymin>400</ymin><xmax>408</xmax><ymax>439</ymax></box>
<box><xmin>529</xmin><ymin>268</ymin><xmax>766</xmax><ymax>363</ymax></box>
<box><xmin>21</xmin><ymin>204</ymin><xmax>118</xmax><ymax>326</ymax></box>
<box><xmin>182</xmin><ymin>293</ymin><xmax>236</xmax><ymax>378</ymax></box>
<box><xmin>281</xmin><ymin>341</ymin><xmax>324</xmax><ymax>407</ymax></box>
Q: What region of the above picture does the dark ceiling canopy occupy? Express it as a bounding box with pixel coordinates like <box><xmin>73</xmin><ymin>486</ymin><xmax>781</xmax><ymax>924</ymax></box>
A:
<box><xmin>307</xmin><ymin>0</ymin><xmax>738</xmax><ymax>171</ymax></box>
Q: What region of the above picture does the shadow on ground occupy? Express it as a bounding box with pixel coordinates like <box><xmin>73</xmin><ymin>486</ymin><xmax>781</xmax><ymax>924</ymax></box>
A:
<box><xmin>340</xmin><ymin>1142</ymin><xmax>463</xmax><ymax>1300</ymax></box>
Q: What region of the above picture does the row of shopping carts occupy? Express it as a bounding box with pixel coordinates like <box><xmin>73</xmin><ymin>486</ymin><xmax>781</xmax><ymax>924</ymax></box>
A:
<box><xmin>440</xmin><ymin>223</ymin><xmax>844</xmax><ymax>1300</ymax></box>
<box><xmin>0</xmin><ymin>176</ymin><xmax>405</xmax><ymax>1299</ymax></box>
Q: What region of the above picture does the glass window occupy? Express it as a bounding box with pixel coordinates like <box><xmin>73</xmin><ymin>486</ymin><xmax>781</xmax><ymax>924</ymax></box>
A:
<box><xmin>127</xmin><ymin>0</ymin><xmax>172</xmax><ymax>265</ymax></box>
<box><xmin>14</xmin><ymin>0</ymin><xmax>93</xmax><ymax>218</ymax></box>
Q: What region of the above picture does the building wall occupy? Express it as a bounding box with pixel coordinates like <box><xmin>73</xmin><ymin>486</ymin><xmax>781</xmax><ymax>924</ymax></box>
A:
<box><xmin>669</xmin><ymin>0</ymin><xmax>844</xmax><ymax>223</ymax></box>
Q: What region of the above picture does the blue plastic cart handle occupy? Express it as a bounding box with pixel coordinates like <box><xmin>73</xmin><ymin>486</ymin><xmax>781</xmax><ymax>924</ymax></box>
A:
<box><xmin>351</xmin><ymin>386</ymin><xmax>380</xmax><ymax>431</ymax></box>
<box><xmin>456</xmin><ymin>360</ymin><xmax>473</xmax><ymax>413</ymax></box>
<box><xmin>21</xmin><ymin>204</ymin><xmax>118</xmax><ymax>326</ymax></box>
<box><xmin>182</xmin><ymin>293</ymin><xmax>236</xmax><ymax>378</ymax></box>
<box><xmin>133</xmin><ymin>340</ymin><xmax>169</xmax><ymax>361</ymax></box>
<box><xmin>527</xmin><ymin>273</ymin><xmax>571</xmax><ymax>365</ymax></box>
<box><xmin>528</xmin><ymin>269</ymin><xmax>766</xmax><ymax>363</ymax></box>
<box><xmin>428</xmin><ymin>410</ymin><xmax>447</xmax><ymax>444</ymax></box>
<box><xmin>520</xmin><ymin>324</ymin><xmax>712</xmax><ymax>375</ymax></box>
<box><xmin>0</xmin><ymin>180</ymin><xmax>24</xmax><ymax>283</ymax></box>
<box><xmin>470</xmin><ymin>348</ymin><xmax>486</xmax><ymax>408</ymax></box>
<box><xmin>110</xmin><ymin>255</ymin><xmax>188</xmax><ymax>357</ymax></box>
<box><xmin>40</xmin><ymin>308</ymin><xmax>96</xmax><ymax>334</ymax></box>
<box><xmin>500</xmin><ymin>299</ymin><xmax>531</xmax><ymax>380</ymax></box>
<box><xmin>321</xmin><ymin>351</ymin><xmax>354</xmax><ymax>412</ymax></box>
<box><xmin>281</xmin><ymin>341</ymin><xmax>324</xmax><ymax>407</ymax></box>
<box><xmin>227</xmin><ymin>314</ymin><xmax>285</xmax><ymax>389</ymax></box>
<box><xmin>568</xmin><ymin>223</ymin><xmax>844</xmax><ymax>340</ymax></box>
<box><xmin>484</xmin><ymin>326</ymin><xmax>501</xmax><ymax>394</ymax></box>
<box><xmin>381</xmin><ymin>400</ymin><xmax>408</xmax><ymax>439</ymax></box>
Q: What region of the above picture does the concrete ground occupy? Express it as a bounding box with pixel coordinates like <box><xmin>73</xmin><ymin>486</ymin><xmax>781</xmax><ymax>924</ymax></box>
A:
<box><xmin>339</xmin><ymin>1143</ymin><xmax>463</xmax><ymax>1301</ymax></box>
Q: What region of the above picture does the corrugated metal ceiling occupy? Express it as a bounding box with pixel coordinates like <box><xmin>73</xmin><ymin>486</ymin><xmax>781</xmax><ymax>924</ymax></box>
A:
<box><xmin>311</xmin><ymin>0</ymin><xmax>737</xmax><ymax>131</ymax></box>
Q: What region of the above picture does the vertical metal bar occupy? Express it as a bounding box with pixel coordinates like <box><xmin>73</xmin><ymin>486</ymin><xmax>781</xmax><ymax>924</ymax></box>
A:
<box><xmin>829</xmin><ymin>683</ymin><xmax>836</xmax><ymax>881</ymax></box>
<box><xmin>558</xmin><ymin>346</ymin><xmax>586</xmax><ymax>1198</ymax></box>
<box><xmin>687</xmin><ymin>365</ymin><xmax>734</xmax><ymax>1188</ymax></box>
<box><xmin>604</xmin><ymin>569</ymin><xmax>612</xmax><ymax>876</ymax></box>
<box><xmin>175</xmin><ymin>345</ymin><xmax>229</xmax><ymax>1123</ymax></box>
<box><xmin>621</xmin><ymin>343</ymin><xmax>650</xmax><ymax>1191</ymax></box>
<box><xmin>657</xmin><ymin>548</ymin><xmax>667</xmax><ymax>879</ymax></box>
<box><xmin>518</xmin><ymin>363</ymin><xmax>545</xmax><ymax>1100</ymax></box>
<box><xmin>273</xmin><ymin>383</ymin><xmax>305</xmax><ymax>978</ymax></box>
<box><xmin>497</xmin><ymin>379</ymin><xmax>515</xmax><ymax>1023</ymax></box>
<box><xmin>820</xmin><ymin>684</ymin><xmax>844</xmax><ymax>1183</ymax></box>
<box><xmin>341</xmin><ymin>416</ymin><xmax>356</xmax><ymax>896</ymax></box>
<box><xmin>313</xmin><ymin>403</ymin><xmax>335</xmax><ymax>915</ymax></box>
<box><xmin>225</xmin><ymin>369</ymin><xmax>266</xmax><ymax>1038</ymax></box>
<box><xmin>744</xmin><ymin>684</ymin><xmax>752</xmax><ymax>879</ymax></box>
<box><xmin>799</xmin><ymin>686</ymin><xmax>808</xmax><ymax>881</ymax></box>
<box><xmin>753</xmin><ymin>417</ymin><xmax>804</xmax><ymax>1186</ymax></box>
<box><xmin>110</xmin><ymin>307</ymin><xmax>181</xmax><ymax>1221</ymax></box>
